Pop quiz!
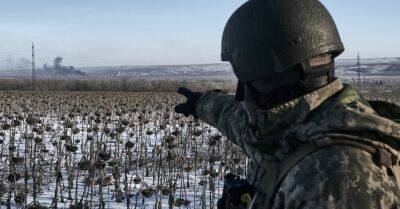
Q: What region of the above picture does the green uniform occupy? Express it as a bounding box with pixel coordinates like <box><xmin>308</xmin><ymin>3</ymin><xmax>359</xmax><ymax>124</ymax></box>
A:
<box><xmin>196</xmin><ymin>79</ymin><xmax>400</xmax><ymax>209</ymax></box>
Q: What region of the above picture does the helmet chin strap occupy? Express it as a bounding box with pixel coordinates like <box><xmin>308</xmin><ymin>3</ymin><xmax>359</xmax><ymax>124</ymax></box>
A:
<box><xmin>235</xmin><ymin>81</ymin><xmax>245</xmax><ymax>101</ymax></box>
<box><xmin>299</xmin><ymin>60</ymin><xmax>335</xmax><ymax>92</ymax></box>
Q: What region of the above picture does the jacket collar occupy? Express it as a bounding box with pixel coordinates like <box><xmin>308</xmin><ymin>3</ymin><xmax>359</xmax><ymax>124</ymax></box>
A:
<box><xmin>244</xmin><ymin>79</ymin><xmax>344</xmax><ymax>138</ymax></box>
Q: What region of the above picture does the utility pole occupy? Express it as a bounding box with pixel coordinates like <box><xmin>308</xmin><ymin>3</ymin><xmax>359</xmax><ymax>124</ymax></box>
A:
<box><xmin>32</xmin><ymin>43</ymin><xmax>36</xmax><ymax>90</ymax></box>
<box><xmin>357</xmin><ymin>53</ymin><xmax>361</xmax><ymax>83</ymax></box>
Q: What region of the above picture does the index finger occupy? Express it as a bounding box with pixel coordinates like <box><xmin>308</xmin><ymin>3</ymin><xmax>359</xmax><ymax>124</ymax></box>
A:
<box><xmin>177</xmin><ymin>87</ymin><xmax>193</xmax><ymax>98</ymax></box>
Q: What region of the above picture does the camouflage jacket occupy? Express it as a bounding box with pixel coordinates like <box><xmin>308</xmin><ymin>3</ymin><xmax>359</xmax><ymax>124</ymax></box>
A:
<box><xmin>196</xmin><ymin>79</ymin><xmax>400</xmax><ymax>209</ymax></box>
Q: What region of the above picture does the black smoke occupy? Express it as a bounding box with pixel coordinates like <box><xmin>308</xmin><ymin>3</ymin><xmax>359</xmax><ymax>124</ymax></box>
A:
<box><xmin>54</xmin><ymin>56</ymin><xmax>63</xmax><ymax>69</ymax></box>
<box><xmin>41</xmin><ymin>56</ymin><xmax>87</xmax><ymax>77</ymax></box>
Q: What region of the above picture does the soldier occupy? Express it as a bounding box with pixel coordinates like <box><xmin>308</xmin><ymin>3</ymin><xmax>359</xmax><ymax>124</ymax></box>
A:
<box><xmin>175</xmin><ymin>0</ymin><xmax>400</xmax><ymax>208</ymax></box>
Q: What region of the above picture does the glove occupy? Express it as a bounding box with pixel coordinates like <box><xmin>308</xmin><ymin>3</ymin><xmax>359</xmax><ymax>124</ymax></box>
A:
<box><xmin>218</xmin><ymin>173</ymin><xmax>255</xmax><ymax>209</ymax></box>
<box><xmin>174</xmin><ymin>87</ymin><xmax>203</xmax><ymax>118</ymax></box>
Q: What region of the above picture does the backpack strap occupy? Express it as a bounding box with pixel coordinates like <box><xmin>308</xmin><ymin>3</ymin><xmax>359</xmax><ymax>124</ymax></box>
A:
<box><xmin>276</xmin><ymin>138</ymin><xmax>378</xmax><ymax>187</ymax></box>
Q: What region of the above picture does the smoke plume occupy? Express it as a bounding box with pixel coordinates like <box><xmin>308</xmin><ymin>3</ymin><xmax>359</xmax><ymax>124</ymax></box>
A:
<box><xmin>41</xmin><ymin>56</ymin><xmax>87</xmax><ymax>77</ymax></box>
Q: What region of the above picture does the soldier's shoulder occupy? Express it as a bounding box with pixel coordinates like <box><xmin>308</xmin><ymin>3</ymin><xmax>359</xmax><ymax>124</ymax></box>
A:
<box><xmin>273</xmin><ymin>145</ymin><xmax>400</xmax><ymax>208</ymax></box>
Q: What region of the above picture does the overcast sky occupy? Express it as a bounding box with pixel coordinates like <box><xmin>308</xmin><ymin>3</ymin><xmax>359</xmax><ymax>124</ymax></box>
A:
<box><xmin>0</xmin><ymin>0</ymin><xmax>399</xmax><ymax>67</ymax></box>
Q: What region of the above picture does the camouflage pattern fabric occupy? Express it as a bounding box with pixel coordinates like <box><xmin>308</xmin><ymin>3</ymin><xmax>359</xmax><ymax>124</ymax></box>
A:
<box><xmin>196</xmin><ymin>79</ymin><xmax>400</xmax><ymax>209</ymax></box>
<box><xmin>272</xmin><ymin>145</ymin><xmax>400</xmax><ymax>209</ymax></box>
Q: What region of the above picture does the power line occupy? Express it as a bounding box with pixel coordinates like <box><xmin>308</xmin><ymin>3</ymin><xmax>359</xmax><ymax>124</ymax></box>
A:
<box><xmin>357</xmin><ymin>53</ymin><xmax>361</xmax><ymax>82</ymax></box>
<box><xmin>2</xmin><ymin>47</ymin><xmax>400</xmax><ymax>66</ymax></box>
<box><xmin>32</xmin><ymin>43</ymin><xmax>36</xmax><ymax>90</ymax></box>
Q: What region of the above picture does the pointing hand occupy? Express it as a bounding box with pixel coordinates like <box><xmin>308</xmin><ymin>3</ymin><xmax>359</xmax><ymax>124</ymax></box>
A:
<box><xmin>174</xmin><ymin>87</ymin><xmax>203</xmax><ymax>118</ymax></box>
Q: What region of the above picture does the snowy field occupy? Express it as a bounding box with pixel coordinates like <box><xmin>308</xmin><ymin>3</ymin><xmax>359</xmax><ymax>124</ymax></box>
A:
<box><xmin>0</xmin><ymin>77</ymin><xmax>399</xmax><ymax>209</ymax></box>
<box><xmin>0</xmin><ymin>91</ymin><xmax>247</xmax><ymax>209</ymax></box>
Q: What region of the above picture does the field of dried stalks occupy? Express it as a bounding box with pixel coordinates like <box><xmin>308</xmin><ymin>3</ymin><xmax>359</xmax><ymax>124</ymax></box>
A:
<box><xmin>0</xmin><ymin>81</ymin><xmax>397</xmax><ymax>209</ymax></box>
<box><xmin>0</xmin><ymin>91</ymin><xmax>246</xmax><ymax>209</ymax></box>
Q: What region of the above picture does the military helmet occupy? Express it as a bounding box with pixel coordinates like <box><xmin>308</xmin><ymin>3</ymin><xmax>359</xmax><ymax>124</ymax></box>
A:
<box><xmin>221</xmin><ymin>0</ymin><xmax>345</xmax><ymax>82</ymax></box>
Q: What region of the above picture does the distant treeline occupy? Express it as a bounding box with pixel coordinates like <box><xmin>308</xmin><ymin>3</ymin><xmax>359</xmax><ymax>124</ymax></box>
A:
<box><xmin>0</xmin><ymin>78</ymin><xmax>236</xmax><ymax>92</ymax></box>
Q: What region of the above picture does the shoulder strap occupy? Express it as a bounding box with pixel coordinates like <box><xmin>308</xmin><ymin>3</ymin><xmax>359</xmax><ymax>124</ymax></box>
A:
<box><xmin>267</xmin><ymin>138</ymin><xmax>379</xmax><ymax>209</ymax></box>
<box><xmin>277</xmin><ymin>138</ymin><xmax>377</xmax><ymax>185</ymax></box>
